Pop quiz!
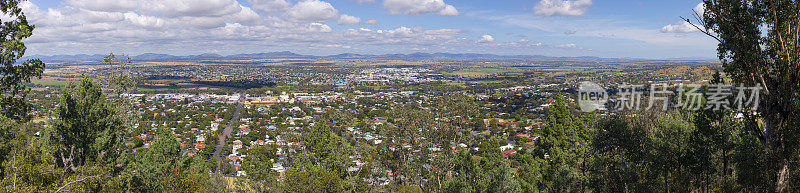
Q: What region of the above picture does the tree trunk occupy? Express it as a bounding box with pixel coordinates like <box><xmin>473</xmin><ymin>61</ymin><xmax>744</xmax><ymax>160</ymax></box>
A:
<box><xmin>776</xmin><ymin>159</ymin><xmax>789</xmax><ymax>192</ymax></box>
<box><xmin>764</xmin><ymin>96</ymin><xmax>789</xmax><ymax>192</ymax></box>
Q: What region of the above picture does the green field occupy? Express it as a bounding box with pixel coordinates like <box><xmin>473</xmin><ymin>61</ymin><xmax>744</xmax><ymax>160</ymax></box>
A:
<box><xmin>33</xmin><ymin>80</ymin><xmax>70</xmax><ymax>87</ymax></box>
<box><xmin>137</xmin><ymin>84</ymin><xmax>180</xmax><ymax>91</ymax></box>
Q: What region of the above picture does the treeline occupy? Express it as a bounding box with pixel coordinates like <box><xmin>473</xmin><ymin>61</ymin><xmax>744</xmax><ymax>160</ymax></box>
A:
<box><xmin>0</xmin><ymin>77</ymin><xmax>223</xmax><ymax>192</ymax></box>
<box><xmin>2</xmin><ymin>77</ymin><xmax>797</xmax><ymax>192</ymax></box>
<box><xmin>1</xmin><ymin>0</ymin><xmax>800</xmax><ymax>192</ymax></box>
<box><xmin>228</xmin><ymin>93</ymin><xmax>799</xmax><ymax>192</ymax></box>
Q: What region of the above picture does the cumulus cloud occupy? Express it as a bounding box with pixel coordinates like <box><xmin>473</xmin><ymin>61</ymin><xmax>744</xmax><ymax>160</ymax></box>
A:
<box><xmin>236</xmin><ymin>6</ymin><xmax>263</xmax><ymax>22</ymax></box>
<box><xmin>438</xmin><ymin>5</ymin><xmax>459</xmax><ymax>16</ymax></box>
<box><xmin>248</xmin><ymin>0</ymin><xmax>291</xmax><ymax>14</ymax></box>
<box><xmin>308</xmin><ymin>23</ymin><xmax>332</xmax><ymax>32</ymax></box>
<box><xmin>533</xmin><ymin>0</ymin><xmax>592</xmax><ymax>16</ymax></box>
<box><xmin>693</xmin><ymin>2</ymin><xmax>705</xmax><ymax>16</ymax></box>
<box><xmin>20</xmin><ymin>0</ymin><xmax>474</xmax><ymax>55</ymax></box>
<box><xmin>383</xmin><ymin>0</ymin><xmax>459</xmax><ymax>16</ymax></box>
<box><xmin>157</xmin><ymin>0</ymin><xmax>245</xmax><ymax>17</ymax></box>
<box><xmin>660</xmin><ymin>21</ymin><xmax>698</xmax><ymax>33</ymax></box>
<box><xmin>477</xmin><ymin>35</ymin><xmax>494</xmax><ymax>43</ymax></box>
<box><xmin>124</xmin><ymin>12</ymin><xmax>165</xmax><ymax>28</ymax></box>
<box><xmin>65</xmin><ymin>0</ymin><xmax>245</xmax><ymax>18</ymax></box>
<box><xmin>286</xmin><ymin>0</ymin><xmax>339</xmax><ymax>22</ymax></box>
<box><xmin>338</xmin><ymin>14</ymin><xmax>361</xmax><ymax>25</ymax></box>
<box><xmin>64</xmin><ymin>0</ymin><xmax>139</xmax><ymax>12</ymax></box>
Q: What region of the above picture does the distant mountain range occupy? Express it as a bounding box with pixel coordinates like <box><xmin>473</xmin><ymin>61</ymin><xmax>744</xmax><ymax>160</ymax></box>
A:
<box><xmin>23</xmin><ymin>51</ymin><xmax>712</xmax><ymax>63</ymax></box>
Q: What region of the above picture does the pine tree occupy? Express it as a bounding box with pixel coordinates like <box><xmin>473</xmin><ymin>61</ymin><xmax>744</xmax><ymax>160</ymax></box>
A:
<box><xmin>0</xmin><ymin>0</ymin><xmax>45</xmax><ymax>122</ymax></box>
<box><xmin>53</xmin><ymin>77</ymin><xmax>123</xmax><ymax>172</ymax></box>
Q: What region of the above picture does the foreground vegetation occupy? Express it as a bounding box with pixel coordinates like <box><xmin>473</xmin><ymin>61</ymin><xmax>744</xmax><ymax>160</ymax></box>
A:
<box><xmin>2</xmin><ymin>0</ymin><xmax>800</xmax><ymax>192</ymax></box>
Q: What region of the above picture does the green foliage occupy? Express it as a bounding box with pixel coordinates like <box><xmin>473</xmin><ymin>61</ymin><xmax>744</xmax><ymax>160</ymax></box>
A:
<box><xmin>0</xmin><ymin>115</ymin><xmax>15</xmax><ymax>178</ymax></box>
<box><xmin>0</xmin><ymin>123</ymin><xmax>62</xmax><ymax>192</ymax></box>
<box><xmin>534</xmin><ymin>95</ymin><xmax>593</xmax><ymax>192</ymax></box>
<box><xmin>299</xmin><ymin>120</ymin><xmax>349</xmax><ymax>176</ymax></box>
<box><xmin>700</xmin><ymin>0</ymin><xmax>800</xmax><ymax>191</ymax></box>
<box><xmin>281</xmin><ymin>168</ymin><xmax>342</xmax><ymax>193</ymax></box>
<box><xmin>590</xmin><ymin>115</ymin><xmax>648</xmax><ymax>192</ymax></box>
<box><xmin>117</xmin><ymin>128</ymin><xmax>202</xmax><ymax>192</ymax></box>
<box><xmin>52</xmin><ymin>77</ymin><xmax>123</xmax><ymax>171</ymax></box>
<box><xmin>243</xmin><ymin>145</ymin><xmax>278</xmax><ymax>183</ymax></box>
<box><xmin>443</xmin><ymin>146</ymin><xmax>520</xmax><ymax>193</ymax></box>
<box><xmin>0</xmin><ymin>0</ymin><xmax>45</xmax><ymax>122</ymax></box>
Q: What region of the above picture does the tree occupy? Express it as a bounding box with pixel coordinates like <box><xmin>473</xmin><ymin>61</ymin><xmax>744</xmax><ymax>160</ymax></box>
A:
<box><xmin>380</xmin><ymin>102</ymin><xmax>435</xmax><ymax>188</ymax></box>
<box><xmin>298</xmin><ymin>120</ymin><xmax>349</xmax><ymax>176</ymax></box>
<box><xmin>646</xmin><ymin>111</ymin><xmax>695</xmax><ymax>192</ymax></box>
<box><xmin>692</xmin><ymin>0</ymin><xmax>800</xmax><ymax>191</ymax></box>
<box><xmin>443</xmin><ymin>137</ymin><xmax>521</xmax><ymax>193</ymax></box>
<box><xmin>0</xmin><ymin>113</ymin><xmax>14</xmax><ymax>179</ymax></box>
<box><xmin>103</xmin><ymin>52</ymin><xmax>139</xmax><ymax>135</ymax></box>
<box><xmin>117</xmin><ymin>128</ymin><xmax>182</xmax><ymax>192</ymax></box>
<box><xmin>103</xmin><ymin>52</ymin><xmax>135</xmax><ymax>97</ymax></box>
<box><xmin>282</xmin><ymin>168</ymin><xmax>342</xmax><ymax>193</ymax></box>
<box><xmin>590</xmin><ymin>115</ymin><xmax>648</xmax><ymax>192</ymax></box>
<box><xmin>53</xmin><ymin>77</ymin><xmax>123</xmax><ymax>172</ymax></box>
<box><xmin>683</xmin><ymin>72</ymin><xmax>742</xmax><ymax>190</ymax></box>
<box><xmin>1</xmin><ymin>137</ymin><xmax>64</xmax><ymax>192</ymax></box>
<box><xmin>0</xmin><ymin>115</ymin><xmax>62</xmax><ymax>192</ymax></box>
<box><xmin>0</xmin><ymin>0</ymin><xmax>45</xmax><ymax>122</ymax></box>
<box><xmin>242</xmin><ymin>145</ymin><xmax>278</xmax><ymax>189</ymax></box>
<box><xmin>535</xmin><ymin>95</ymin><xmax>593</xmax><ymax>191</ymax></box>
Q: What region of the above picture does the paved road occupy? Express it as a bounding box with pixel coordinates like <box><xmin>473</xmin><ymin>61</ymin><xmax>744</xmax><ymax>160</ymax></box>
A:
<box><xmin>213</xmin><ymin>93</ymin><xmax>245</xmax><ymax>172</ymax></box>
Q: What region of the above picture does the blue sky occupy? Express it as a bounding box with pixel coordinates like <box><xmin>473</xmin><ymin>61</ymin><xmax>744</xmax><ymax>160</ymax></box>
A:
<box><xmin>22</xmin><ymin>0</ymin><xmax>716</xmax><ymax>59</ymax></box>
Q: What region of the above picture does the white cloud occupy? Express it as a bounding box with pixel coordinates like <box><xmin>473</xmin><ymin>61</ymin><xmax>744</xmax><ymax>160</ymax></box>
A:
<box><xmin>156</xmin><ymin>0</ymin><xmax>244</xmax><ymax>17</ymax></box>
<box><xmin>438</xmin><ymin>5</ymin><xmax>459</xmax><ymax>16</ymax></box>
<box><xmin>694</xmin><ymin>3</ymin><xmax>705</xmax><ymax>16</ymax></box>
<box><xmin>364</xmin><ymin>20</ymin><xmax>379</xmax><ymax>24</ymax></box>
<box><xmin>308</xmin><ymin>23</ymin><xmax>332</xmax><ymax>32</ymax></box>
<box><xmin>387</xmin><ymin>27</ymin><xmax>414</xmax><ymax>37</ymax></box>
<box><xmin>64</xmin><ymin>0</ymin><xmax>139</xmax><ymax>12</ymax></box>
<box><xmin>124</xmin><ymin>12</ymin><xmax>164</xmax><ymax>28</ymax></box>
<box><xmin>496</xmin><ymin>39</ymin><xmax>544</xmax><ymax>47</ymax></box>
<box><xmin>480</xmin><ymin>12</ymin><xmax>716</xmax><ymax>48</ymax></box>
<box><xmin>477</xmin><ymin>35</ymin><xmax>494</xmax><ymax>43</ymax></box>
<box><xmin>533</xmin><ymin>0</ymin><xmax>592</xmax><ymax>16</ymax></box>
<box><xmin>248</xmin><ymin>0</ymin><xmax>291</xmax><ymax>14</ymax></box>
<box><xmin>286</xmin><ymin>0</ymin><xmax>339</xmax><ymax>22</ymax></box>
<box><xmin>20</xmin><ymin>0</ymin><xmax>474</xmax><ymax>55</ymax></box>
<box><xmin>383</xmin><ymin>0</ymin><xmax>459</xmax><ymax>16</ymax></box>
<box><xmin>351</xmin><ymin>0</ymin><xmax>376</xmax><ymax>4</ymax></box>
<box><xmin>65</xmin><ymin>0</ymin><xmax>245</xmax><ymax>18</ymax></box>
<box><xmin>338</xmin><ymin>14</ymin><xmax>361</xmax><ymax>25</ymax></box>
<box><xmin>589</xmin><ymin>27</ymin><xmax>712</xmax><ymax>47</ymax></box>
<box><xmin>554</xmin><ymin>43</ymin><xmax>577</xmax><ymax>48</ymax></box>
<box><xmin>660</xmin><ymin>21</ymin><xmax>698</xmax><ymax>33</ymax></box>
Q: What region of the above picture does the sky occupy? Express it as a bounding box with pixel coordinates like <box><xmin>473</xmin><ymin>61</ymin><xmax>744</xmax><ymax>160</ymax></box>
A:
<box><xmin>18</xmin><ymin>0</ymin><xmax>717</xmax><ymax>59</ymax></box>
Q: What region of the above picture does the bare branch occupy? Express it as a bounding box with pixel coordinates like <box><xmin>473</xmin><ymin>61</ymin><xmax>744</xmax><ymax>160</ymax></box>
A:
<box><xmin>681</xmin><ymin>16</ymin><xmax>721</xmax><ymax>43</ymax></box>
<box><xmin>55</xmin><ymin>175</ymin><xmax>100</xmax><ymax>193</ymax></box>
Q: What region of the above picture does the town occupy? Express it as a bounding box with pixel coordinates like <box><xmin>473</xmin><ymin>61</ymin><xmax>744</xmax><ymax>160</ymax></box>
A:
<box><xmin>4</xmin><ymin>0</ymin><xmax>797</xmax><ymax>192</ymax></box>
<box><xmin>22</xmin><ymin>57</ymin><xmax>721</xmax><ymax>191</ymax></box>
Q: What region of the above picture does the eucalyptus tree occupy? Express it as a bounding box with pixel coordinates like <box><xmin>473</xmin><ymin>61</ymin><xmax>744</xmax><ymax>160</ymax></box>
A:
<box><xmin>692</xmin><ymin>0</ymin><xmax>800</xmax><ymax>191</ymax></box>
